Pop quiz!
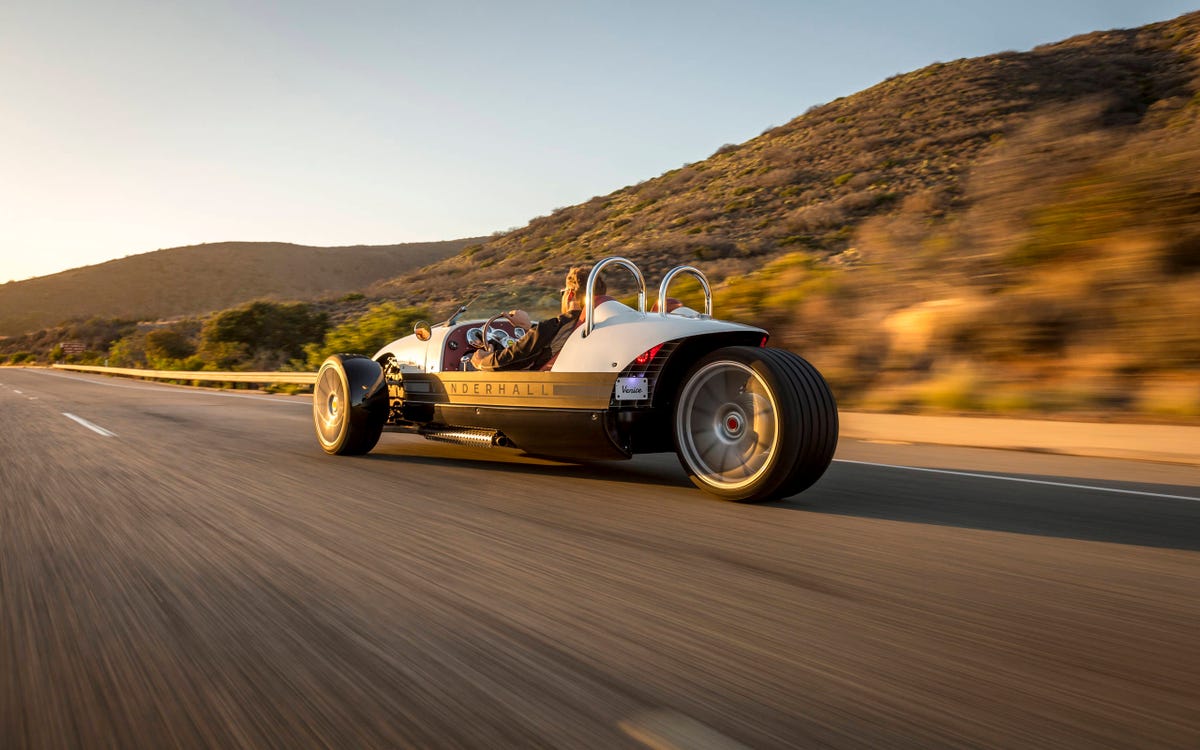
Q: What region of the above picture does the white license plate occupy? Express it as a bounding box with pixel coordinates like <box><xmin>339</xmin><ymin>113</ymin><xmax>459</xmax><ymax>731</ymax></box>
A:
<box><xmin>615</xmin><ymin>377</ymin><xmax>649</xmax><ymax>401</ymax></box>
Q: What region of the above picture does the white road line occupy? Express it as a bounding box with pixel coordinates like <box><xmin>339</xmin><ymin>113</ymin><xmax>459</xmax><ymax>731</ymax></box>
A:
<box><xmin>13</xmin><ymin>389</ymin><xmax>22</xmax><ymax>394</ymax></box>
<box><xmin>62</xmin><ymin>412</ymin><xmax>117</xmax><ymax>437</ymax></box>
<box><xmin>834</xmin><ymin>459</ymin><xmax>1200</xmax><ymax>502</ymax></box>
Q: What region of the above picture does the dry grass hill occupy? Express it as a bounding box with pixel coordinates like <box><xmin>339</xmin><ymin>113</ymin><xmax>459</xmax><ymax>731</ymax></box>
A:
<box><xmin>0</xmin><ymin>239</ymin><xmax>478</xmax><ymax>337</ymax></box>
<box><xmin>385</xmin><ymin>12</ymin><xmax>1199</xmax><ymax>297</ymax></box>
<box><xmin>369</xmin><ymin>10</ymin><xmax>1200</xmax><ymax>418</ymax></box>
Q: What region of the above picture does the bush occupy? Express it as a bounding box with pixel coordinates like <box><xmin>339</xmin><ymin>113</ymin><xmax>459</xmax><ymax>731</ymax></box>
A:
<box><xmin>915</xmin><ymin>362</ymin><xmax>985</xmax><ymax>411</ymax></box>
<box><xmin>304</xmin><ymin>302</ymin><xmax>428</xmax><ymax>369</ymax></box>
<box><xmin>108</xmin><ymin>336</ymin><xmax>146</xmax><ymax>367</ymax></box>
<box><xmin>201</xmin><ymin>301</ymin><xmax>327</xmax><ymax>369</ymax></box>
<box><xmin>1137</xmin><ymin>376</ymin><xmax>1200</xmax><ymax>417</ymax></box>
<box><xmin>785</xmin><ymin>203</ymin><xmax>847</xmax><ymax>232</ymax></box>
<box><xmin>145</xmin><ymin>329</ymin><xmax>195</xmax><ymax>364</ymax></box>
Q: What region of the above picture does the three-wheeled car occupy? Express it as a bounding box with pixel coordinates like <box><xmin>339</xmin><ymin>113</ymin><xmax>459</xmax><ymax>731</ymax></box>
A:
<box><xmin>313</xmin><ymin>257</ymin><xmax>837</xmax><ymax>502</ymax></box>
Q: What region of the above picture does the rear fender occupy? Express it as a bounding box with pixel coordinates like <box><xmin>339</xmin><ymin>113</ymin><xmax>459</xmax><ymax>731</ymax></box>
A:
<box><xmin>652</xmin><ymin>332</ymin><xmax>766</xmax><ymax>410</ymax></box>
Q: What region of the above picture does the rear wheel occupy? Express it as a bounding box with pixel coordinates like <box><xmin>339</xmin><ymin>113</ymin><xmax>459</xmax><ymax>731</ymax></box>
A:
<box><xmin>313</xmin><ymin>354</ymin><xmax>387</xmax><ymax>455</ymax></box>
<box><xmin>673</xmin><ymin>346</ymin><xmax>837</xmax><ymax>502</ymax></box>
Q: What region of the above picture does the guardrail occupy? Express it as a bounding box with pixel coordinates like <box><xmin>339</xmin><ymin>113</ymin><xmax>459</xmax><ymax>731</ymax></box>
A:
<box><xmin>51</xmin><ymin>364</ymin><xmax>317</xmax><ymax>385</ymax></box>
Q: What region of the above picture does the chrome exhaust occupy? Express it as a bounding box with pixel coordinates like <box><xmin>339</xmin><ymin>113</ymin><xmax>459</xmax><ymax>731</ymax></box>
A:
<box><xmin>419</xmin><ymin>426</ymin><xmax>509</xmax><ymax>448</ymax></box>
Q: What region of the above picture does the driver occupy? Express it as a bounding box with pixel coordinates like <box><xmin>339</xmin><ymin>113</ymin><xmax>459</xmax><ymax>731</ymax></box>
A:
<box><xmin>472</xmin><ymin>266</ymin><xmax>605</xmax><ymax>371</ymax></box>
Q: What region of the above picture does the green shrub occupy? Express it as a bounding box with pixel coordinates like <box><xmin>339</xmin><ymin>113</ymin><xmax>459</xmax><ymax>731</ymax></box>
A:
<box><xmin>201</xmin><ymin>301</ymin><xmax>327</xmax><ymax>369</ymax></box>
<box><xmin>304</xmin><ymin>302</ymin><xmax>428</xmax><ymax>369</ymax></box>
<box><xmin>145</xmin><ymin>329</ymin><xmax>195</xmax><ymax>365</ymax></box>
<box><xmin>108</xmin><ymin>336</ymin><xmax>146</xmax><ymax>367</ymax></box>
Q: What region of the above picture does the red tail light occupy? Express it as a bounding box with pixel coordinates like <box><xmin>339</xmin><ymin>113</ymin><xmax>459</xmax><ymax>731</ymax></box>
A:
<box><xmin>760</xmin><ymin>335</ymin><xmax>769</xmax><ymax>347</ymax></box>
<box><xmin>634</xmin><ymin>343</ymin><xmax>664</xmax><ymax>366</ymax></box>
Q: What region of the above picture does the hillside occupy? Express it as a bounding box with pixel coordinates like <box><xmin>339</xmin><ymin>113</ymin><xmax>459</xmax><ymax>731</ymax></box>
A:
<box><xmin>369</xmin><ymin>10</ymin><xmax>1200</xmax><ymax>417</ymax></box>
<box><xmin>0</xmin><ymin>239</ymin><xmax>478</xmax><ymax>336</ymax></box>
<box><xmin>382</xmin><ymin>12</ymin><xmax>1199</xmax><ymax>298</ymax></box>
<box><xmin>5</xmin><ymin>12</ymin><xmax>1199</xmax><ymax>419</ymax></box>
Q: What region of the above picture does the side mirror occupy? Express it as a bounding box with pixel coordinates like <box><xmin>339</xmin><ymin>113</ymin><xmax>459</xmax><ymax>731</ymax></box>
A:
<box><xmin>414</xmin><ymin>321</ymin><xmax>432</xmax><ymax>341</ymax></box>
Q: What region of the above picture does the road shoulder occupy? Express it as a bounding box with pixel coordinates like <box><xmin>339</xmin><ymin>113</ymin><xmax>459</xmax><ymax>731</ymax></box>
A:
<box><xmin>841</xmin><ymin>412</ymin><xmax>1200</xmax><ymax>466</ymax></box>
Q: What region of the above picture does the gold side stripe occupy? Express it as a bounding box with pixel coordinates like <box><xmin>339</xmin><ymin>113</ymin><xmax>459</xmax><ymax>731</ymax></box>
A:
<box><xmin>403</xmin><ymin>372</ymin><xmax>617</xmax><ymax>409</ymax></box>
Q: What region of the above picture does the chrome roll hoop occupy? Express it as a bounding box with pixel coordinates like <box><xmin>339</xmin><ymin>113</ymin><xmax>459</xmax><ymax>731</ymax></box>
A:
<box><xmin>584</xmin><ymin>256</ymin><xmax>646</xmax><ymax>337</ymax></box>
<box><xmin>657</xmin><ymin>265</ymin><xmax>712</xmax><ymax>318</ymax></box>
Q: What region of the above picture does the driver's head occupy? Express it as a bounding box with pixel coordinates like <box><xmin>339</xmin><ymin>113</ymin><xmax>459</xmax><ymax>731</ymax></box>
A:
<box><xmin>561</xmin><ymin>266</ymin><xmax>606</xmax><ymax>314</ymax></box>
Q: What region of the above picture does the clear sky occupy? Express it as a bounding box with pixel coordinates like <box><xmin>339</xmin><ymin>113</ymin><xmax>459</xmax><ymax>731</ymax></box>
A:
<box><xmin>1</xmin><ymin>1</ymin><xmax>1196</xmax><ymax>283</ymax></box>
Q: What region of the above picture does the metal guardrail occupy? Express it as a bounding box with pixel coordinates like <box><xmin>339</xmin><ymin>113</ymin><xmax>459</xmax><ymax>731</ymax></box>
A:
<box><xmin>51</xmin><ymin>363</ymin><xmax>317</xmax><ymax>385</ymax></box>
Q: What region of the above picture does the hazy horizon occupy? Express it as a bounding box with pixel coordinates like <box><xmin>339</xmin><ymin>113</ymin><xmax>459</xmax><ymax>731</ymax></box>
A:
<box><xmin>3</xmin><ymin>0</ymin><xmax>1196</xmax><ymax>283</ymax></box>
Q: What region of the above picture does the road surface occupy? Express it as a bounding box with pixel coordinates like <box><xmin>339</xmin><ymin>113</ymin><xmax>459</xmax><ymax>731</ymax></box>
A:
<box><xmin>2</xmin><ymin>368</ymin><xmax>1198</xmax><ymax>748</ymax></box>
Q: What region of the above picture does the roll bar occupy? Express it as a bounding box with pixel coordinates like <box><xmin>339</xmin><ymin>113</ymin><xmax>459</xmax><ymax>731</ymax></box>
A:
<box><xmin>657</xmin><ymin>265</ymin><xmax>712</xmax><ymax>318</ymax></box>
<box><xmin>584</xmin><ymin>256</ymin><xmax>646</xmax><ymax>337</ymax></box>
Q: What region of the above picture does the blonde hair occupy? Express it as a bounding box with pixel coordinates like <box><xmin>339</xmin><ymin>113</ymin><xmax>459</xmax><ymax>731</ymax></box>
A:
<box><xmin>564</xmin><ymin>266</ymin><xmax>606</xmax><ymax>310</ymax></box>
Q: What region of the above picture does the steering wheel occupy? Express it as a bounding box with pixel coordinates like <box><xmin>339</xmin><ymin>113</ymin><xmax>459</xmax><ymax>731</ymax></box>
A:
<box><xmin>481</xmin><ymin>314</ymin><xmax>514</xmax><ymax>351</ymax></box>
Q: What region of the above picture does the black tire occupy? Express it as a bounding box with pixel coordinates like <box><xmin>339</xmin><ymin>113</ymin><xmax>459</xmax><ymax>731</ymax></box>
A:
<box><xmin>673</xmin><ymin>346</ymin><xmax>838</xmax><ymax>502</ymax></box>
<box><xmin>313</xmin><ymin>354</ymin><xmax>388</xmax><ymax>455</ymax></box>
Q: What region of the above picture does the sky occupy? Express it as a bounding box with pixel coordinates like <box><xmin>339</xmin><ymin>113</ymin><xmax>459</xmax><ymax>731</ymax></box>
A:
<box><xmin>1</xmin><ymin>1</ymin><xmax>1197</xmax><ymax>283</ymax></box>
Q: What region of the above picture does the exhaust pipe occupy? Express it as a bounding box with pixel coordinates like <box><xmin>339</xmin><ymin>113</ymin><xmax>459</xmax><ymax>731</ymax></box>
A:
<box><xmin>419</xmin><ymin>426</ymin><xmax>510</xmax><ymax>448</ymax></box>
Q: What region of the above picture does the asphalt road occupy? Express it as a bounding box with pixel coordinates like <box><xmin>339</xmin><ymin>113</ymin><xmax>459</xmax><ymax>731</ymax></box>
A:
<box><xmin>2</xmin><ymin>368</ymin><xmax>1198</xmax><ymax>749</ymax></box>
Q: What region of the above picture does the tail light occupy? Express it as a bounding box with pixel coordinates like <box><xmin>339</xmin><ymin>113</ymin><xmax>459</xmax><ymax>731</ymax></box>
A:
<box><xmin>634</xmin><ymin>343</ymin><xmax>664</xmax><ymax>366</ymax></box>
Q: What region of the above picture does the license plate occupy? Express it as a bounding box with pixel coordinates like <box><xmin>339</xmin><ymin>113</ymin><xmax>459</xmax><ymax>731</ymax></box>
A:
<box><xmin>615</xmin><ymin>377</ymin><xmax>649</xmax><ymax>401</ymax></box>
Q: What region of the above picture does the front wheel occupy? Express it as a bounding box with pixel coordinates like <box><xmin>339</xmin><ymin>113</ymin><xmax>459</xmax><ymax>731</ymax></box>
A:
<box><xmin>673</xmin><ymin>347</ymin><xmax>838</xmax><ymax>502</ymax></box>
<box><xmin>313</xmin><ymin>354</ymin><xmax>388</xmax><ymax>455</ymax></box>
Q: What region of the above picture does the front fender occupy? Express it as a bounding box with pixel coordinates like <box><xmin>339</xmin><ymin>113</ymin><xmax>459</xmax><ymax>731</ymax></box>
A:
<box><xmin>339</xmin><ymin>354</ymin><xmax>389</xmax><ymax>414</ymax></box>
